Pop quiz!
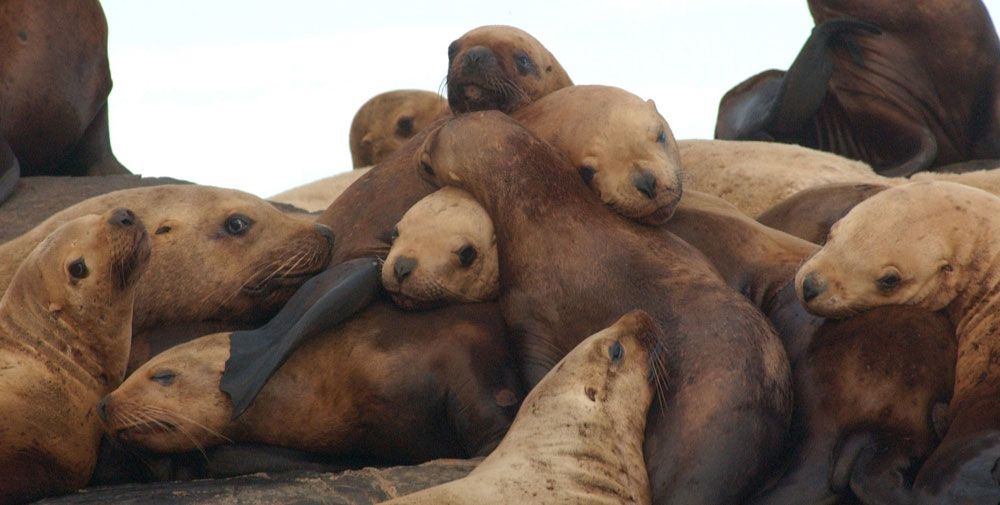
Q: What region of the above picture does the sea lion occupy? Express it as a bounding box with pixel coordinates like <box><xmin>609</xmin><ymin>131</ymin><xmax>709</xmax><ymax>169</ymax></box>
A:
<box><xmin>103</xmin><ymin>301</ymin><xmax>520</xmax><ymax>465</ymax></box>
<box><xmin>446</xmin><ymin>25</ymin><xmax>572</xmax><ymax>114</ymax></box>
<box><xmin>268</xmin><ymin>167</ymin><xmax>371</xmax><ymax>213</ymax></box>
<box><xmin>379</xmin><ymin>310</ymin><xmax>661</xmax><ymax>505</ymax></box>
<box><xmin>416</xmin><ymin>111</ymin><xmax>791</xmax><ymax>505</ymax></box>
<box><xmin>796</xmin><ymin>181</ymin><xmax>1000</xmax><ymax>504</ymax></box>
<box><xmin>382</xmin><ymin>187</ymin><xmax>498</xmax><ymax>310</ymax></box>
<box><xmin>716</xmin><ymin>2</ymin><xmax>1000</xmax><ymax>176</ymax></box>
<box><xmin>350</xmin><ymin>90</ymin><xmax>451</xmax><ymax>168</ymax></box>
<box><xmin>0</xmin><ymin>208</ymin><xmax>151</xmax><ymax>503</ymax></box>
<box><xmin>756</xmin><ymin>182</ymin><xmax>892</xmax><ymax>244</ymax></box>
<box><xmin>512</xmin><ymin>85</ymin><xmax>683</xmax><ymax>224</ymax></box>
<box><xmin>0</xmin><ymin>185</ymin><xmax>333</xmax><ymax>371</ymax></box>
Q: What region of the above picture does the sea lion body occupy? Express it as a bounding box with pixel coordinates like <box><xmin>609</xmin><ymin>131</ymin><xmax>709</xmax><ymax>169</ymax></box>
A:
<box><xmin>0</xmin><ymin>208</ymin><xmax>150</xmax><ymax>503</ymax></box>
<box><xmin>269</xmin><ymin>168</ymin><xmax>371</xmax><ymax>213</ymax></box>
<box><xmin>350</xmin><ymin>90</ymin><xmax>450</xmax><ymax>168</ymax></box>
<box><xmin>380</xmin><ymin>310</ymin><xmax>660</xmax><ymax>505</ymax></box>
<box><xmin>756</xmin><ymin>182</ymin><xmax>892</xmax><ymax>244</ymax></box>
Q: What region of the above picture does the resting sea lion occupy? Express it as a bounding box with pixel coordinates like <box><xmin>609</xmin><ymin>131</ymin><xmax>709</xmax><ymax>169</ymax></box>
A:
<box><xmin>380</xmin><ymin>310</ymin><xmax>661</xmax><ymax>505</ymax></box>
<box><xmin>796</xmin><ymin>181</ymin><xmax>1000</xmax><ymax>504</ymax></box>
<box><xmin>103</xmin><ymin>301</ymin><xmax>520</xmax><ymax>464</ymax></box>
<box><xmin>350</xmin><ymin>90</ymin><xmax>450</xmax><ymax>168</ymax></box>
<box><xmin>716</xmin><ymin>2</ymin><xmax>1000</xmax><ymax>176</ymax></box>
<box><xmin>416</xmin><ymin>110</ymin><xmax>791</xmax><ymax>505</ymax></box>
<box><xmin>446</xmin><ymin>25</ymin><xmax>572</xmax><ymax>114</ymax></box>
<box><xmin>0</xmin><ymin>208</ymin><xmax>150</xmax><ymax>503</ymax></box>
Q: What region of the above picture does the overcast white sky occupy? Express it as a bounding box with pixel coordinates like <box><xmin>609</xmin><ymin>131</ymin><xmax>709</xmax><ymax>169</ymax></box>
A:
<box><xmin>100</xmin><ymin>1</ymin><xmax>1000</xmax><ymax>197</ymax></box>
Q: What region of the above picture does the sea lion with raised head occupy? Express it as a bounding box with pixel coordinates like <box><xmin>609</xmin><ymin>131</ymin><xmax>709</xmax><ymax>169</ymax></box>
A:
<box><xmin>379</xmin><ymin>310</ymin><xmax>662</xmax><ymax>505</ymax></box>
<box><xmin>796</xmin><ymin>181</ymin><xmax>1000</xmax><ymax>504</ymax></box>
<box><xmin>350</xmin><ymin>90</ymin><xmax>450</xmax><ymax>168</ymax></box>
<box><xmin>0</xmin><ymin>208</ymin><xmax>150</xmax><ymax>503</ymax></box>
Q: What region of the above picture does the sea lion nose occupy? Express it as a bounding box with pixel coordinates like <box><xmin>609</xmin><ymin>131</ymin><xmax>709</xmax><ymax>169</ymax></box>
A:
<box><xmin>463</xmin><ymin>46</ymin><xmax>495</xmax><ymax>71</ymax></box>
<box><xmin>801</xmin><ymin>273</ymin><xmax>827</xmax><ymax>302</ymax></box>
<box><xmin>97</xmin><ymin>396</ymin><xmax>109</xmax><ymax>421</ymax></box>
<box><xmin>633</xmin><ymin>171</ymin><xmax>657</xmax><ymax>200</ymax></box>
<box><xmin>108</xmin><ymin>208</ymin><xmax>136</xmax><ymax>227</ymax></box>
<box><xmin>394</xmin><ymin>256</ymin><xmax>418</xmax><ymax>283</ymax></box>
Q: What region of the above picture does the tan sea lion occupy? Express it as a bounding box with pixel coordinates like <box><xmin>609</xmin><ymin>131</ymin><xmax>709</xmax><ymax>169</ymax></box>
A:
<box><xmin>350</xmin><ymin>90</ymin><xmax>450</xmax><ymax>168</ymax></box>
<box><xmin>102</xmin><ymin>301</ymin><xmax>520</xmax><ymax>465</ymax></box>
<box><xmin>380</xmin><ymin>310</ymin><xmax>661</xmax><ymax>505</ymax></box>
<box><xmin>382</xmin><ymin>187</ymin><xmax>498</xmax><ymax>309</ymax></box>
<box><xmin>268</xmin><ymin>167</ymin><xmax>371</xmax><ymax>213</ymax></box>
<box><xmin>795</xmin><ymin>181</ymin><xmax>1000</xmax><ymax>504</ymax></box>
<box><xmin>446</xmin><ymin>25</ymin><xmax>572</xmax><ymax>114</ymax></box>
<box><xmin>0</xmin><ymin>208</ymin><xmax>150</xmax><ymax>503</ymax></box>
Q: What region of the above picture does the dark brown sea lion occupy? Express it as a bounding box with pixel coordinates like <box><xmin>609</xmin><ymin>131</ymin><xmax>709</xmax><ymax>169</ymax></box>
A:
<box><xmin>756</xmin><ymin>182</ymin><xmax>891</xmax><ymax>244</ymax></box>
<box><xmin>349</xmin><ymin>90</ymin><xmax>451</xmax><ymax>168</ymax></box>
<box><xmin>416</xmin><ymin>110</ymin><xmax>792</xmax><ymax>505</ymax></box>
<box><xmin>446</xmin><ymin>25</ymin><xmax>572</xmax><ymax>114</ymax></box>
<box><xmin>716</xmin><ymin>1</ymin><xmax>1000</xmax><ymax>176</ymax></box>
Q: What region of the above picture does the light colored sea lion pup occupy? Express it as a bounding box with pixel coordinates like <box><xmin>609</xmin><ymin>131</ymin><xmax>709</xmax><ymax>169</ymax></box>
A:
<box><xmin>350</xmin><ymin>90</ymin><xmax>450</xmax><ymax>168</ymax></box>
<box><xmin>794</xmin><ymin>181</ymin><xmax>1000</xmax><ymax>504</ymax></box>
<box><xmin>0</xmin><ymin>208</ymin><xmax>151</xmax><ymax>503</ymax></box>
<box><xmin>269</xmin><ymin>167</ymin><xmax>371</xmax><ymax>212</ymax></box>
<box><xmin>382</xmin><ymin>187</ymin><xmax>498</xmax><ymax>309</ymax></box>
<box><xmin>513</xmin><ymin>85</ymin><xmax>683</xmax><ymax>224</ymax></box>
<box><xmin>380</xmin><ymin>309</ymin><xmax>662</xmax><ymax>505</ymax></box>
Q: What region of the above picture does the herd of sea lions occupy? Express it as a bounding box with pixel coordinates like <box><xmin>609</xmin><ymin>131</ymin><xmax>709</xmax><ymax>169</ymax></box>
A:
<box><xmin>5</xmin><ymin>1</ymin><xmax>1000</xmax><ymax>504</ymax></box>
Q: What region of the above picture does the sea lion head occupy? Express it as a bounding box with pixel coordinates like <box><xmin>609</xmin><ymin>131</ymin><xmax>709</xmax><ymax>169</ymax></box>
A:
<box><xmin>382</xmin><ymin>187</ymin><xmax>498</xmax><ymax>309</ymax></box>
<box><xmin>447</xmin><ymin>25</ymin><xmax>572</xmax><ymax>114</ymax></box>
<box><xmin>795</xmin><ymin>182</ymin><xmax>979</xmax><ymax>318</ymax></box>
<box><xmin>100</xmin><ymin>333</ymin><xmax>232</xmax><ymax>452</ymax></box>
<box><xmin>349</xmin><ymin>90</ymin><xmax>450</xmax><ymax>168</ymax></box>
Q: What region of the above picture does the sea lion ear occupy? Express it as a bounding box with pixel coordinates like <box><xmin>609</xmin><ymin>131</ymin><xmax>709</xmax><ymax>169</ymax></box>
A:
<box><xmin>47</xmin><ymin>302</ymin><xmax>63</xmax><ymax>314</ymax></box>
<box><xmin>647</xmin><ymin>99</ymin><xmax>658</xmax><ymax>111</ymax></box>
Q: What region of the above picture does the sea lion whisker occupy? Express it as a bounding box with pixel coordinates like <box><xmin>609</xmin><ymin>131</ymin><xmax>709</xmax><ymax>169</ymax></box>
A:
<box><xmin>144</xmin><ymin>405</ymin><xmax>233</xmax><ymax>444</ymax></box>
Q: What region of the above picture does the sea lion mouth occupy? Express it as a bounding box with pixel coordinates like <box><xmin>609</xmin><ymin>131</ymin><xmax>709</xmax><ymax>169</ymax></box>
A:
<box><xmin>111</xmin><ymin>226</ymin><xmax>152</xmax><ymax>291</ymax></box>
<box><xmin>639</xmin><ymin>203</ymin><xmax>678</xmax><ymax>225</ymax></box>
<box><xmin>115</xmin><ymin>420</ymin><xmax>178</xmax><ymax>440</ymax></box>
<box><xmin>448</xmin><ymin>76</ymin><xmax>523</xmax><ymax>113</ymax></box>
<box><xmin>389</xmin><ymin>292</ymin><xmax>442</xmax><ymax>311</ymax></box>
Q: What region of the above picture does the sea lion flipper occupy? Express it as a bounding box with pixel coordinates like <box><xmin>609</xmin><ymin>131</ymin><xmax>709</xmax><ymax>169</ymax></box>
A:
<box><xmin>848</xmin><ymin>447</ymin><xmax>917</xmax><ymax>505</ymax></box>
<box><xmin>0</xmin><ymin>136</ymin><xmax>19</xmax><ymax>206</ymax></box>
<box><xmin>220</xmin><ymin>257</ymin><xmax>382</xmax><ymax>418</ymax></box>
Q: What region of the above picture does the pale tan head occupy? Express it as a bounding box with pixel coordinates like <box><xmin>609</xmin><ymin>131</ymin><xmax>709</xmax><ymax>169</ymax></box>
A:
<box><xmin>99</xmin><ymin>332</ymin><xmax>232</xmax><ymax>453</ymax></box>
<box><xmin>446</xmin><ymin>25</ymin><xmax>572</xmax><ymax>114</ymax></box>
<box><xmin>515</xmin><ymin>85</ymin><xmax>683</xmax><ymax>224</ymax></box>
<box><xmin>795</xmin><ymin>181</ymin><xmax>997</xmax><ymax>318</ymax></box>
<box><xmin>349</xmin><ymin>90</ymin><xmax>450</xmax><ymax>168</ymax></box>
<box><xmin>382</xmin><ymin>187</ymin><xmax>498</xmax><ymax>309</ymax></box>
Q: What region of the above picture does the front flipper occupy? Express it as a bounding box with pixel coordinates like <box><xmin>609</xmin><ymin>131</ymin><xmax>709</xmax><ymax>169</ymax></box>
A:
<box><xmin>220</xmin><ymin>257</ymin><xmax>381</xmax><ymax>418</ymax></box>
<box><xmin>0</xmin><ymin>135</ymin><xmax>19</xmax><ymax>206</ymax></box>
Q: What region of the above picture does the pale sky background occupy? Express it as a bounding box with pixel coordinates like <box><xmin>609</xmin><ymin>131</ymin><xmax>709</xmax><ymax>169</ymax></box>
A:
<box><xmin>100</xmin><ymin>0</ymin><xmax>1000</xmax><ymax>197</ymax></box>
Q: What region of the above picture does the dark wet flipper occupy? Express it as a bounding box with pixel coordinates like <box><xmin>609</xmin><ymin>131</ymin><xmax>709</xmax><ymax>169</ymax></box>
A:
<box><xmin>220</xmin><ymin>257</ymin><xmax>382</xmax><ymax>418</ymax></box>
<box><xmin>849</xmin><ymin>447</ymin><xmax>917</xmax><ymax>505</ymax></box>
<box><xmin>0</xmin><ymin>136</ymin><xmax>19</xmax><ymax>206</ymax></box>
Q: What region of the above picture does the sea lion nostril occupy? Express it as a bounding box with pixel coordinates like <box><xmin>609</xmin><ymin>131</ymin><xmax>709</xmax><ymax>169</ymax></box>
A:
<box><xmin>109</xmin><ymin>208</ymin><xmax>136</xmax><ymax>227</ymax></box>
<box><xmin>634</xmin><ymin>172</ymin><xmax>657</xmax><ymax>200</ymax></box>
<box><xmin>463</xmin><ymin>46</ymin><xmax>494</xmax><ymax>69</ymax></box>
<box><xmin>394</xmin><ymin>256</ymin><xmax>418</xmax><ymax>283</ymax></box>
<box><xmin>801</xmin><ymin>273</ymin><xmax>826</xmax><ymax>302</ymax></box>
<box><xmin>97</xmin><ymin>396</ymin><xmax>109</xmax><ymax>421</ymax></box>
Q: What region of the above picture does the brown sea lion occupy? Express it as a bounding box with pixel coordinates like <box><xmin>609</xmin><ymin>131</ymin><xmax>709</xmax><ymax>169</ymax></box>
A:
<box><xmin>0</xmin><ymin>185</ymin><xmax>332</xmax><ymax>371</ymax></box>
<box><xmin>716</xmin><ymin>2</ymin><xmax>1000</xmax><ymax>176</ymax></box>
<box><xmin>796</xmin><ymin>181</ymin><xmax>1000</xmax><ymax>504</ymax></box>
<box><xmin>103</xmin><ymin>301</ymin><xmax>520</xmax><ymax>465</ymax></box>
<box><xmin>446</xmin><ymin>25</ymin><xmax>572</xmax><ymax>114</ymax></box>
<box><xmin>383</xmin><ymin>187</ymin><xmax>498</xmax><ymax>310</ymax></box>
<box><xmin>268</xmin><ymin>168</ymin><xmax>371</xmax><ymax>213</ymax></box>
<box><xmin>380</xmin><ymin>310</ymin><xmax>661</xmax><ymax>505</ymax></box>
<box><xmin>0</xmin><ymin>208</ymin><xmax>150</xmax><ymax>503</ymax></box>
<box><xmin>415</xmin><ymin>110</ymin><xmax>791</xmax><ymax>505</ymax></box>
<box><xmin>350</xmin><ymin>90</ymin><xmax>450</xmax><ymax>168</ymax></box>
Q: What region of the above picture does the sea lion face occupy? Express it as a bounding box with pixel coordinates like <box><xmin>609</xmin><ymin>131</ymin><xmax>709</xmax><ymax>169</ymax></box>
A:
<box><xmin>350</xmin><ymin>90</ymin><xmax>450</xmax><ymax>167</ymax></box>
<box><xmin>795</xmin><ymin>183</ymin><xmax>967</xmax><ymax>318</ymax></box>
<box><xmin>382</xmin><ymin>187</ymin><xmax>498</xmax><ymax>309</ymax></box>
<box><xmin>447</xmin><ymin>25</ymin><xmax>572</xmax><ymax>114</ymax></box>
<box><xmin>100</xmin><ymin>333</ymin><xmax>231</xmax><ymax>452</ymax></box>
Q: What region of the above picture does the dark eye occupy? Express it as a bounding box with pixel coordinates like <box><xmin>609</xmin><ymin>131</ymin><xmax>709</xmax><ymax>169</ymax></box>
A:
<box><xmin>68</xmin><ymin>258</ymin><xmax>89</xmax><ymax>280</ymax></box>
<box><xmin>609</xmin><ymin>341</ymin><xmax>624</xmax><ymax>362</ymax></box>
<box><xmin>155</xmin><ymin>225</ymin><xmax>172</xmax><ymax>235</ymax></box>
<box><xmin>224</xmin><ymin>214</ymin><xmax>253</xmax><ymax>236</ymax></box>
<box><xmin>876</xmin><ymin>273</ymin><xmax>901</xmax><ymax>292</ymax></box>
<box><xmin>657</xmin><ymin>131</ymin><xmax>667</xmax><ymax>144</ymax></box>
<box><xmin>151</xmin><ymin>371</ymin><xmax>176</xmax><ymax>386</ymax></box>
<box><xmin>390</xmin><ymin>226</ymin><xmax>400</xmax><ymax>242</ymax></box>
<box><xmin>396</xmin><ymin>117</ymin><xmax>414</xmax><ymax>137</ymax></box>
<box><xmin>578</xmin><ymin>166</ymin><xmax>596</xmax><ymax>185</ymax></box>
<box><xmin>457</xmin><ymin>245</ymin><xmax>477</xmax><ymax>266</ymax></box>
<box><xmin>448</xmin><ymin>40</ymin><xmax>460</xmax><ymax>61</ymax></box>
<box><xmin>421</xmin><ymin>160</ymin><xmax>435</xmax><ymax>176</ymax></box>
<box><xmin>514</xmin><ymin>53</ymin><xmax>534</xmax><ymax>75</ymax></box>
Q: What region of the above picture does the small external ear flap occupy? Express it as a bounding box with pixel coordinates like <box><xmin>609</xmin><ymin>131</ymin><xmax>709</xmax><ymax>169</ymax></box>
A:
<box><xmin>48</xmin><ymin>302</ymin><xmax>63</xmax><ymax>314</ymax></box>
<box><xmin>647</xmin><ymin>98</ymin><xmax>658</xmax><ymax>111</ymax></box>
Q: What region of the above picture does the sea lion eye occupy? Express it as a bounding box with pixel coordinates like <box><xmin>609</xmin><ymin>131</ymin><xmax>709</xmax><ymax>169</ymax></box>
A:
<box><xmin>390</xmin><ymin>226</ymin><xmax>400</xmax><ymax>242</ymax></box>
<box><xmin>151</xmin><ymin>371</ymin><xmax>176</xmax><ymax>386</ymax></box>
<box><xmin>514</xmin><ymin>53</ymin><xmax>534</xmax><ymax>75</ymax></box>
<box><xmin>578</xmin><ymin>166</ymin><xmax>596</xmax><ymax>185</ymax></box>
<box><xmin>68</xmin><ymin>258</ymin><xmax>89</xmax><ymax>280</ymax></box>
<box><xmin>657</xmin><ymin>131</ymin><xmax>667</xmax><ymax>144</ymax></box>
<box><xmin>457</xmin><ymin>245</ymin><xmax>478</xmax><ymax>266</ymax></box>
<box><xmin>609</xmin><ymin>341</ymin><xmax>625</xmax><ymax>362</ymax></box>
<box><xmin>421</xmin><ymin>160</ymin><xmax>435</xmax><ymax>176</ymax></box>
<box><xmin>448</xmin><ymin>40</ymin><xmax>460</xmax><ymax>61</ymax></box>
<box><xmin>396</xmin><ymin>116</ymin><xmax>414</xmax><ymax>138</ymax></box>
<box><xmin>876</xmin><ymin>273</ymin><xmax>901</xmax><ymax>293</ymax></box>
<box><xmin>224</xmin><ymin>214</ymin><xmax>254</xmax><ymax>236</ymax></box>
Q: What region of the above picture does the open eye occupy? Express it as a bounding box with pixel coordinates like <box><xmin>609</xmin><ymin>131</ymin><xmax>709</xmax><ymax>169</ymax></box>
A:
<box><xmin>448</xmin><ymin>40</ymin><xmax>460</xmax><ymax>61</ymax></box>
<box><xmin>68</xmin><ymin>258</ymin><xmax>89</xmax><ymax>280</ymax></box>
<box><xmin>578</xmin><ymin>166</ymin><xmax>596</xmax><ymax>185</ymax></box>
<box><xmin>390</xmin><ymin>226</ymin><xmax>400</xmax><ymax>242</ymax></box>
<box><xmin>224</xmin><ymin>214</ymin><xmax>254</xmax><ymax>236</ymax></box>
<box><xmin>876</xmin><ymin>273</ymin><xmax>901</xmax><ymax>293</ymax></box>
<box><xmin>151</xmin><ymin>371</ymin><xmax>176</xmax><ymax>386</ymax></box>
<box><xmin>514</xmin><ymin>53</ymin><xmax>534</xmax><ymax>75</ymax></box>
<box><xmin>657</xmin><ymin>131</ymin><xmax>667</xmax><ymax>144</ymax></box>
<box><xmin>457</xmin><ymin>245</ymin><xmax>478</xmax><ymax>266</ymax></box>
<box><xmin>608</xmin><ymin>341</ymin><xmax>624</xmax><ymax>362</ymax></box>
<box><xmin>396</xmin><ymin>116</ymin><xmax>414</xmax><ymax>138</ymax></box>
<box><xmin>421</xmin><ymin>160</ymin><xmax>435</xmax><ymax>176</ymax></box>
